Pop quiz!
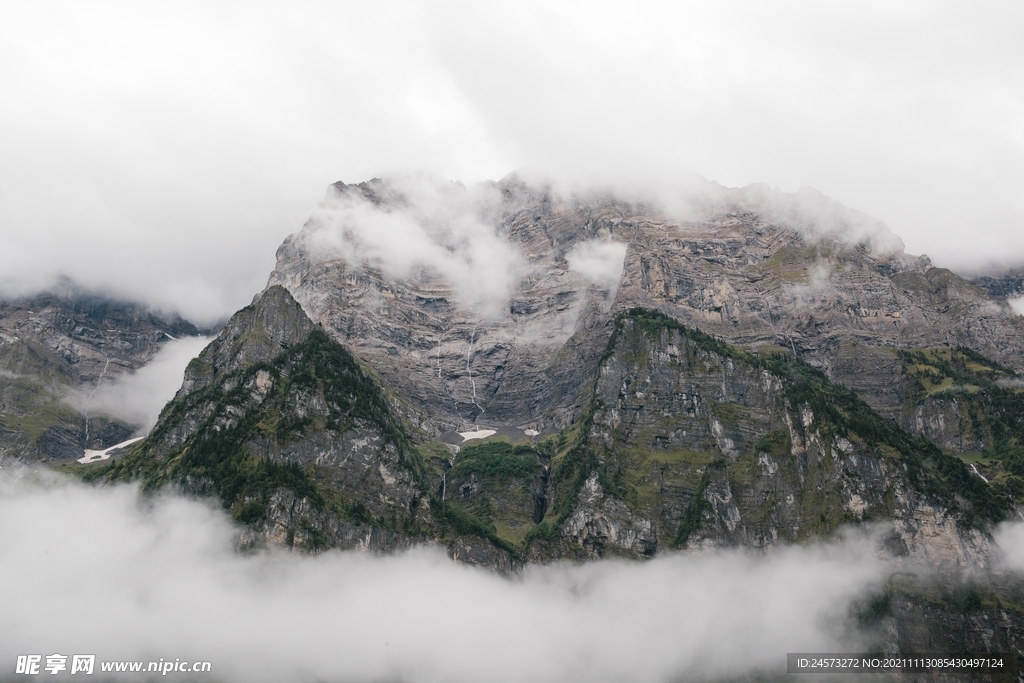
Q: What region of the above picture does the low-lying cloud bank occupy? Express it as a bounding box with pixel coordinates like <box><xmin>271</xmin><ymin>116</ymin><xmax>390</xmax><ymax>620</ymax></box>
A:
<box><xmin>0</xmin><ymin>474</ymin><xmax>906</xmax><ymax>683</ymax></box>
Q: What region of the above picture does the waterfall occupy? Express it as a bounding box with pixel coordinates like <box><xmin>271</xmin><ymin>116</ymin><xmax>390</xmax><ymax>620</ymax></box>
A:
<box><xmin>83</xmin><ymin>356</ymin><xmax>111</xmax><ymax>446</ymax></box>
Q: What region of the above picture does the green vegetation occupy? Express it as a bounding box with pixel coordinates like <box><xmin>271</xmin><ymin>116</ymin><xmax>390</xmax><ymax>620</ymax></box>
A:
<box><xmin>899</xmin><ymin>347</ymin><xmax>1019</xmax><ymax>406</ymax></box>
<box><xmin>754</xmin><ymin>430</ymin><xmax>791</xmax><ymax>458</ymax></box>
<box><xmin>105</xmin><ymin>319</ymin><xmax>526</xmax><ymax>556</ymax></box>
<box><xmin>605</xmin><ymin>309</ymin><xmax>1013</xmax><ymax>527</ymax></box>
<box><xmin>763</xmin><ymin>244</ymin><xmax>818</xmax><ymax>270</ymax></box>
<box><xmin>673</xmin><ymin>471</ymin><xmax>712</xmax><ymax>547</ymax></box>
<box><xmin>0</xmin><ymin>368</ymin><xmax>83</xmax><ymax>453</ymax></box>
<box><xmin>429</xmin><ymin>498</ymin><xmax>517</xmax><ymax>556</ymax></box>
<box><xmin>525</xmin><ymin>307</ymin><xmax>1017</xmax><ymax>556</ymax></box>
<box><xmin>899</xmin><ymin>347</ymin><xmax>1024</xmax><ymax>507</ymax></box>
<box><xmin>96</xmin><ymin>298</ymin><xmax>1019</xmax><ymax>560</ymax></box>
<box><xmin>447</xmin><ymin>441</ymin><xmax>540</xmax><ymax>481</ymax></box>
<box><xmin>709</xmin><ymin>401</ymin><xmax>745</xmax><ymax>431</ymax></box>
<box><xmin>544</xmin><ymin>402</ymin><xmax>600</xmax><ymax>527</ymax></box>
<box><xmin>107</xmin><ymin>328</ymin><xmax>419</xmax><ymax>533</ymax></box>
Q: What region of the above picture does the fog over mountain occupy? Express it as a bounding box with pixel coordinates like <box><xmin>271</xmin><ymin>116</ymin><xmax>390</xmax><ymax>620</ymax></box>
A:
<box><xmin>68</xmin><ymin>335</ymin><xmax>213</xmax><ymax>432</ymax></box>
<box><xmin>4</xmin><ymin>472</ymin><xmax>1024</xmax><ymax>682</ymax></box>
<box><xmin>3</xmin><ymin>4</ymin><xmax>1024</xmax><ymax>682</ymax></box>
<box><xmin>0</xmin><ymin>472</ymin><xmax>937</xmax><ymax>682</ymax></box>
<box><xmin>2</xmin><ymin>1</ymin><xmax>1023</xmax><ymax>324</ymax></box>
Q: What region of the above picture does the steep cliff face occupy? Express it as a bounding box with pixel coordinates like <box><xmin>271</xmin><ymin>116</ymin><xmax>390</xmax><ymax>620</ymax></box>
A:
<box><xmin>0</xmin><ymin>282</ymin><xmax>201</xmax><ymax>462</ymax></box>
<box><xmin>94</xmin><ymin>177</ymin><xmax>1024</xmax><ymax>563</ymax></box>
<box><xmin>267</xmin><ymin>176</ymin><xmax>1024</xmax><ymax>453</ymax></box>
<box><xmin>528</xmin><ymin>311</ymin><xmax>1004</xmax><ymax>565</ymax></box>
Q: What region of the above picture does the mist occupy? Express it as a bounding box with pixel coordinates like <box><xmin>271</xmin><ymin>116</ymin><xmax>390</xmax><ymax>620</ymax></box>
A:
<box><xmin>994</xmin><ymin>521</ymin><xmax>1024</xmax><ymax>571</ymax></box>
<box><xmin>566</xmin><ymin>241</ymin><xmax>630</xmax><ymax>296</ymax></box>
<box><xmin>69</xmin><ymin>336</ymin><xmax>212</xmax><ymax>432</ymax></box>
<box><xmin>0</xmin><ymin>473</ymin><xmax>900</xmax><ymax>683</ymax></box>
<box><xmin>2</xmin><ymin>2</ymin><xmax>1023</xmax><ymax>324</ymax></box>
<box><xmin>302</xmin><ymin>176</ymin><xmax>525</xmax><ymax>319</ymax></box>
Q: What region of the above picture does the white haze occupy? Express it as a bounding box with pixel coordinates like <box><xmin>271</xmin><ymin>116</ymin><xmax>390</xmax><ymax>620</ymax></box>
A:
<box><xmin>577</xmin><ymin>176</ymin><xmax>910</xmax><ymax>256</ymax></box>
<box><xmin>70</xmin><ymin>336</ymin><xmax>212</xmax><ymax>432</ymax></box>
<box><xmin>787</xmin><ymin>263</ymin><xmax>835</xmax><ymax>309</ymax></box>
<box><xmin>304</xmin><ymin>177</ymin><xmax>524</xmax><ymax>319</ymax></box>
<box><xmin>566</xmin><ymin>241</ymin><xmax>630</xmax><ymax>296</ymax></box>
<box><xmin>1009</xmin><ymin>296</ymin><xmax>1024</xmax><ymax>316</ymax></box>
<box><xmin>731</xmin><ymin>185</ymin><xmax>907</xmax><ymax>257</ymax></box>
<box><xmin>995</xmin><ymin>522</ymin><xmax>1024</xmax><ymax>571</ymax></box>
<box><xmin>293</xmin><ymin>172</ymin><xmax>892</xmax><ymax>325</ymax></box>
<box><xmin>0</xmin><ymin>473</ymin><xmax>891</xmax><ymax>683</ymax></box>
<box><xmin>2</xmin><ymin>1</ymin><xmax>1024</xmax><ymax>324</ymax></box>
<box><xmin>298</xmin><ymin>176</ymin><xmax>631</xmax><ymax>319</ymax></box>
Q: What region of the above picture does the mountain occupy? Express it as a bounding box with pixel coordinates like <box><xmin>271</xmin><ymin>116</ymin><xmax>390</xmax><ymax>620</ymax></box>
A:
<box><xmin>269</xmin><ymin>178</ymin><xmax>1024</xmax><ymax>456</ymax></box>
<box><xmin>97</xmin><ymin>176</ymin><xmax>1024</xmax><ymax>567</ymax></box>
<box><xmin>87</xmin><ymin>174</ymin><xmax>1024</xmax><ymax>659</ymax></box>
<box><xmin>0</xmin><ymin>280</ymin><xmax>202</xmax><ymax>462</ymax></box>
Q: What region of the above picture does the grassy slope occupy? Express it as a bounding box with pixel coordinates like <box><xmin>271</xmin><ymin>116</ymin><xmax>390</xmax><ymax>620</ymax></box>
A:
<box><xmin>898</xmin><ymin>347</ymin><xmax>1024</xmax><ymax>504</ymax></box>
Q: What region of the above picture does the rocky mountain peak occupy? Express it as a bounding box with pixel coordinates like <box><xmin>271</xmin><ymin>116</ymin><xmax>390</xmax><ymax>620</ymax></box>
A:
<box><xmin>178</xmin><ymin>285</ymin><xmax>316</xmax><ymax>397</ymax></box>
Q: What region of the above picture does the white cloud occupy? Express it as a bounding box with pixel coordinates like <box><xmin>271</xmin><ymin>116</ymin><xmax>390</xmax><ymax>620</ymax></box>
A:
<box><xmin>994</xmin><ymin>520</ymin><xmax>1024</xmax><ymax>570</ymax></box>
<box><xmin>300</xmin><ymin>175</ymin><xmax>524</xmax><ymax>319</ymax></box>
<box><xmin>0</xmin><ymin>473</ymin><xmax>889</xmax><ymax>683</ymax></box>
<box><xmin>566</xmin><ymin>241</ymin><xmax>629</xmax><ymax>295</ymax></box>
<box><xmin>1009</xmin><ymin>296</ymin><xmax>1024</xmax><ymax>316</ymax></box>
<box><xmin>69</xmin><ymin>336</ymin><xmax>212</xmax><ymax>432</ymax></box>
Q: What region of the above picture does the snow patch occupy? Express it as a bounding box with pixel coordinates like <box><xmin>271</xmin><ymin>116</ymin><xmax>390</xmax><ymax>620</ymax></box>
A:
<box><xmin>458</xmin><ymin>429</ymin><xmax>496</xmax><ymax>442</ymax></box>
<box><xmin>77</xmin><ymin>437</ymin><xmax>145</xmax><ymax>464</ymax></box>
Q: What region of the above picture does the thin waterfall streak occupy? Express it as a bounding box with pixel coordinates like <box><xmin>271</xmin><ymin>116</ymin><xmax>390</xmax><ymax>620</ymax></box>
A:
<box><xmin>83</xmin><ymin>357</ymin><xmax>111</xmax><ymax>445</ymax></box>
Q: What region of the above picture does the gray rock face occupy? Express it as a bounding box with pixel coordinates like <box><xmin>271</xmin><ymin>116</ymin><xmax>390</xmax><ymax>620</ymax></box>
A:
<box><xmin>176</xmin><ymin>284</ymin><xmax>316</xmax><ymax>397</ymax></box>
<box><xmin>0</xmin><ymin>281</ymin><xmax>201</xmax><ymax>461</ymax></box>
<box><xmin>973</xmin><ymin>266</ymin><xmax>1024</xmax><ymax>299</ymax></box>
<box><xmin>267</xmin><ymin>177</ymin><xmax>631</xmax><ymax>435</ymax></box>
<box><xmin>267</xmin><ymin>176</ymin><xmax>1024</xmax><ymax>446</ymax></box>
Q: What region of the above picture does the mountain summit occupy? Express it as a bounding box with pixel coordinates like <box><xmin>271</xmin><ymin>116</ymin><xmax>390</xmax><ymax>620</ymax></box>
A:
<box><xmin>90</xmin><ymin>175</ymin><xmax>1024</xmax><ymax>653</ymax></box>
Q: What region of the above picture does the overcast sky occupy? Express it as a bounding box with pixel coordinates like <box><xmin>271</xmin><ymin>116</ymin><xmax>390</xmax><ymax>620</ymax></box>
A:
<box><xmin>2</xmin><ymin>1</ymin><xmax>1022</xmax><ymax>325</ymax></box>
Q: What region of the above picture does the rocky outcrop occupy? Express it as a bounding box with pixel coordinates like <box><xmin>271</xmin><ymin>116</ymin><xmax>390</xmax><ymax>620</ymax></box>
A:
<box><xmin>268</xmin><ymin>178</ymin><xmax>618</xmax><ymax>435</ymax></box>
<box><xmin>77</xmin><ymin>176</ymin><xmax>1024</xmax><ymax>664</ymax></box>
<box><xmin>243</xmin><ymin>176</ymin><xmax>1024</xmax><ymax>563</ymax></box>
